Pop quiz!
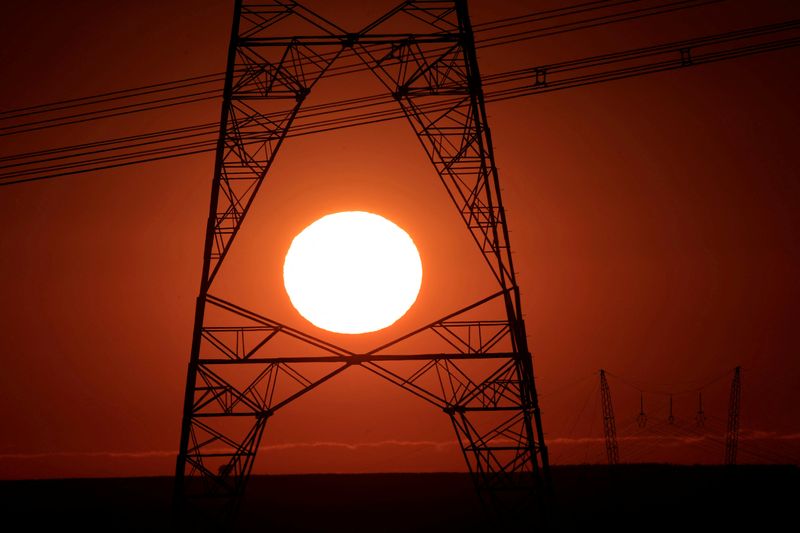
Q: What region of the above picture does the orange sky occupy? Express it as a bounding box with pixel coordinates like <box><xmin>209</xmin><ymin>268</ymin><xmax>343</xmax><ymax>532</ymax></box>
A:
<box><xmin>0</xmin><ymin>0</ymin><xmax>799</xmax><ymax>479</ymax></box>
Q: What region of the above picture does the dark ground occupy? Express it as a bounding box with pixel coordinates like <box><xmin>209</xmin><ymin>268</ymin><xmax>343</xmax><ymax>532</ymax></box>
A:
<box><xmin>1</xmin><ymin>465</ymin><xmax>797</xmax><ymax>531</ymax></box>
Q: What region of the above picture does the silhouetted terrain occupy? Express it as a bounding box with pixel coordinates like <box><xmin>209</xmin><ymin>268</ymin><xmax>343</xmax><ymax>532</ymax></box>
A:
<box><xmin>1</xmin><ymin>465</ymin><xmax>796</xmax><ymax>531</ymax></box>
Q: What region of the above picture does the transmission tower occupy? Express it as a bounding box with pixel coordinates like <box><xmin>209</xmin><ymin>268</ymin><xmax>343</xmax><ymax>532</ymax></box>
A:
<box><xmin>668</xmin><ymin>394</ymin><xmax>675</xmax><ymax>425</ymax></box>
<box><xmin>173</xmin><ymin>0</ymin><xmax>550</xmax><ymax>525</ymax></box>
<box><xmin>636</xmin><ymin>392</ymin><xmax>647</xmax><ymax>428</ymax></box>
<box><xmin>725</xmin><ymin>366</ymin><xmax>741</xmax><ymax>465</ymax></box>
<box><xmin>695</xmin><ymin>392</ymin><xmax>705</xmax><ymax>427</ymax></box>
<box><xmin>599</xmin><ymin>369</ymin><xmax>619</xmax><ymax>465</ymax></box>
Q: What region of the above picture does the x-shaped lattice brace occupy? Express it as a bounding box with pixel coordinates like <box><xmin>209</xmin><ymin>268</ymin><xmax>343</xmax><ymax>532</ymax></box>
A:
<box><xmin>175</xmin><ymin>0</ymin><xmax>551</xmax><ymax>526</ymax></box>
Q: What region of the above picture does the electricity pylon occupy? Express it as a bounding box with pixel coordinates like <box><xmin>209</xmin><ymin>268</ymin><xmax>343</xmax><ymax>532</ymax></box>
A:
<box><xmin>174</xmin><ymin>0</ymin><xmax>550</xmax><ymax>525</ymax></box>
<box><xmin>695</xmin><ymin>392</ymin><xmax>705</xmax><ymax>427</ymax></box>
<box><xmin>599</xmin><ymin>369</ymin><xmax>619</xmax><ymax>465</ymax></box>
<box><xmin>636</xmin><ymin>392</ymin><xmax>647</xmax><ymax>428</ymax></box>
<box><xmin>724</xmin><ymin>366</ymin><xmax>741</xmax><ymax>465</ymax></box>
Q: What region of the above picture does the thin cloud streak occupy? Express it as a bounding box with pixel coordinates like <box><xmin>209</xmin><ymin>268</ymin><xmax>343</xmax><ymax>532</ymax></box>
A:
<box><xmin>1</xmin><ymin>431</ymin><xmax>797</xmax><ymax>461</ymax></box>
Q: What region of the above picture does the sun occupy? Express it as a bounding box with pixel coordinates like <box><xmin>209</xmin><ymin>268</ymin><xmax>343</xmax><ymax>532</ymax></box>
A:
<box><xmin>283</xmin><ymin>211</ymin><xmax>423</xmax><ymax>334</ymax></box>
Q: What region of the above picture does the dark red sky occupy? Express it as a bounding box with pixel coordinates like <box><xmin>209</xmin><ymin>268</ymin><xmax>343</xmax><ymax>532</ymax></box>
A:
<box><xmin>0</xmin><ymin>0</ymin><xmax>798</xmax><ymax>479</ymax></box>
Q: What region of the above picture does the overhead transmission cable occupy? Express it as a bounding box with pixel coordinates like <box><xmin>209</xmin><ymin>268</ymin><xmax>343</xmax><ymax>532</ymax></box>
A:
<box><xmin>3</xmin><ymin>18</ymin><xmax>798</xmax><ymax>185</ymax></box>
<box><xmin>0</xmin><ymin>1</ymin><xmax>671</xmax><ymax>120</ymax></box>
<box><xmin>0</xmin><ymin>0</ymin><xmax>718</xmax><ymax>135</ymax></box>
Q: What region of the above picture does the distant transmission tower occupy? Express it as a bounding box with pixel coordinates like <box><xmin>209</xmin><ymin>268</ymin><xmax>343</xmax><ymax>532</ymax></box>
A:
<box><xmin>725</xmin><ymin>366</ymin><xmax>741</xmax><ymax>465</ymax></box>
<box><xmin>599</xmin><ymin>369</ymin><xmax>619</xmax><ymax>465</ymax></box>
<box><xmin>173</xmin><ymin>0</ymin><xmax>550</xmax><ymax>524</ymax></box>
<box><xmin>695</xmin><ymin>392</ymin><xmax>705</xmax><ymax>427</ymax></box>
<box><xmin>668</xmin><ymin>394</ymin><xmax>675</xmax><ymax>425</ymax></box>
<box><xmin>636</xmin><ymin>392</ymin><xmax>647</xmax><ymax>428</ymax></box>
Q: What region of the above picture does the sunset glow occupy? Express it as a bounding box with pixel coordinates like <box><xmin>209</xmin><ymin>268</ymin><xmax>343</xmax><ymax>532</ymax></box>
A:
<box><xmin>283</xmin><ymin>211</ymin><xmax>423</xmax><ymax>334</ymax></box>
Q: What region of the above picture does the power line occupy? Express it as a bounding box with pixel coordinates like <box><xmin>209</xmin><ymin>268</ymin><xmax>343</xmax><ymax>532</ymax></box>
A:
<box><xmin>479</xmin><ymin>0</ymin><xmax>724</xmax><ymax>49</ymax></box>
<box><xmin>3</xmin><ymin>19</ymin><xmax>795</xmax><ymax>187</ymax></box>
<box><xmin>0</xmin><ymin>122</ymin><xmax>219</xmax><ymax>164</ymax></box>
<box><xmin>0</xmin><ymin>91</ymin><xmax>220</xmax><ymax>138</ymax></box>
<box><xmin>0</xmin><ymin>72</ymin><xmax>226</xmax><ymax>121</ymax></box>
<box><xmin>604</xmin><ymin>365</ymin><xmax>743</xmax><ymax>396</ymax></box>
<box><xmin>0</xmin><ymin>0</ymin><xmax>717</xmax><ymax>133</ymax></box>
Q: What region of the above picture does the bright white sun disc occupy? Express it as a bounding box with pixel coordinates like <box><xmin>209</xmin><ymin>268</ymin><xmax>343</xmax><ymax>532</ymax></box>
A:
<box><xmin>283</xmin><ymin>211</ymin><xmax>423</xmax><ymax>334</ymax></box>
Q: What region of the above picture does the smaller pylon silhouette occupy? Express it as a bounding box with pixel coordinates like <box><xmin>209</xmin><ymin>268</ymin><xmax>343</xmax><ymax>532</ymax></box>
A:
<box><xmin>725</xmin><ymin>366</ymin><xmax>742</xmax><ymax>465</ymax></box>
<box><xmin>636</xmin><ymin>392</ymin><xmax>647</xmax><ymax>428</ymax></box>
<box><xmin>667</xmin><ymin>394</ymin><xmax>675</xmax><ymax>425</ymax></box>
<box><xmin>695</xmin><ymin>392</ymin><xmax>706</xmax><ymax>427</ymax></box>
<box><xmin>599</xmin><ymin>370</ymin><xmax>619</xmax><ymax>464</ymax></box>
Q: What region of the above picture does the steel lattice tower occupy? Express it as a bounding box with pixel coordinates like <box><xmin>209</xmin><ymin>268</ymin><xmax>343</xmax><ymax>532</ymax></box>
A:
<box><xmin>174</xmin><ymin>0</ymin><xmax>550</xmax><ymax>524</ymax></box>
<box><xmin>724</xmin><ymin>366</ymin><xmax>741</xmax><ymax>465</ymax></box>
<box><xmin>599</xmin><ymin>369</ymin><xmax>619</xmax><ymax>465</ymax></box>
